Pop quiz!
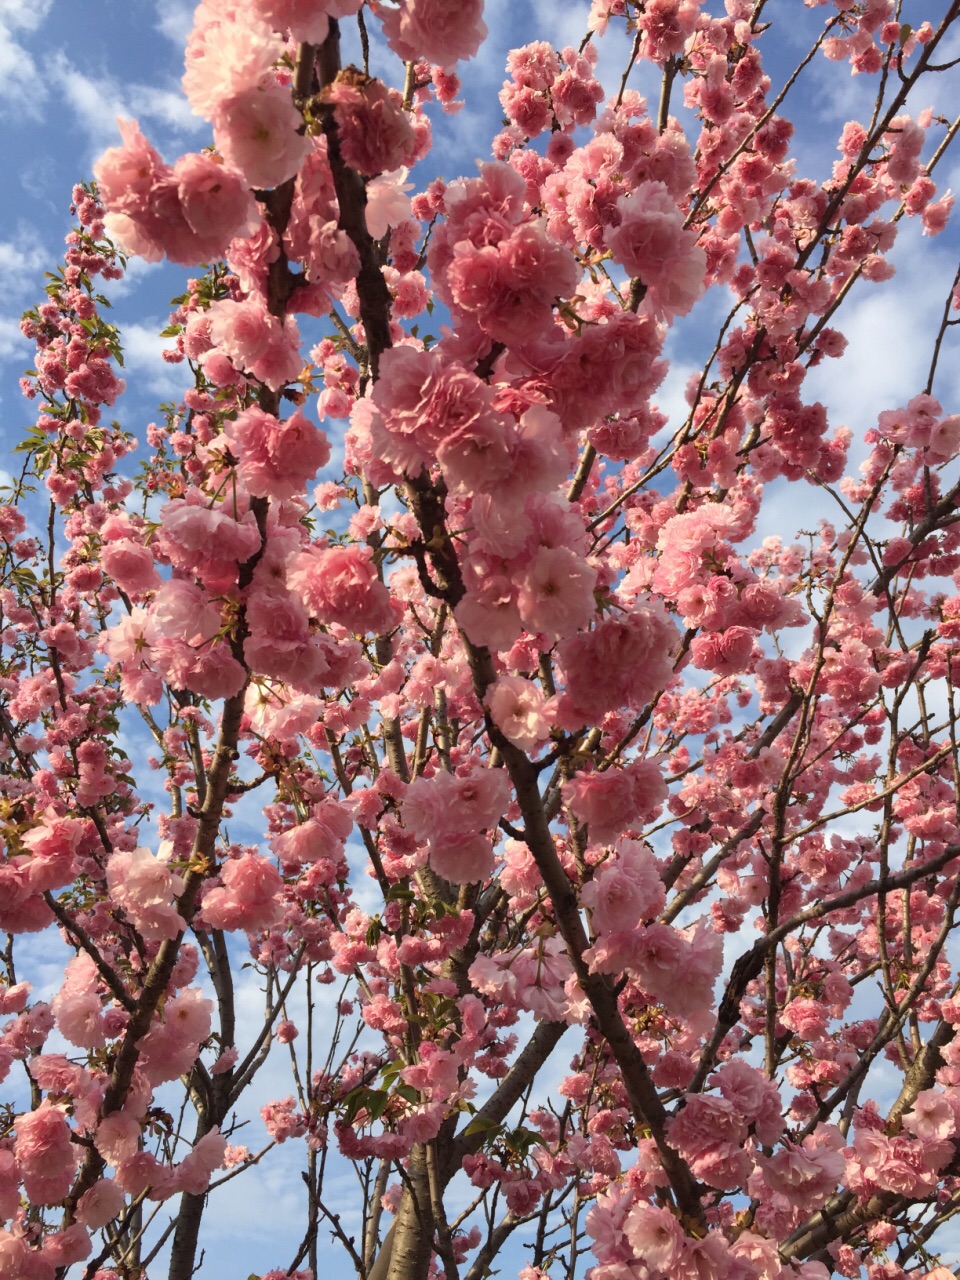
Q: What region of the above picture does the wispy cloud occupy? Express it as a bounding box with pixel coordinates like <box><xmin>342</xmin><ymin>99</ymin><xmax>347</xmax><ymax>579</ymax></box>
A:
<box><xmin>0</xmin><ymin>315</ymin><xmax>30</xmax><ymax>364</ymax></box>
<box><xmin>0</xmin><ymin>227</ymin><xmax>49</xmax><ymax>301</ymax></box>
<box><xmin>49</xmin><ymin>51</ymin><xmax>207</xmax><ymax>168</ymax></box>
<box><xmin>154</xmin><ymin>0</ymin><xmax>196</xmax><ymax>48</ymax></box>
<box><xmin>122</xmin><ymin>321</ymin><xmax>188</xmax><ymax>401</ymax></box>
<box><xmin>0</xmin><ymin>0</ymin><xmax>53</xmax><ymax>116</ymax></box>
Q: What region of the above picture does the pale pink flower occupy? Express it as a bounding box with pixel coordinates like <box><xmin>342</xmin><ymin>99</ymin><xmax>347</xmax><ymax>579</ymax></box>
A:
<box><xmin>623</xmin><ymin>1203</ymin><xmax>683</xmax><ymax>1272</ymax></box>
<box><xmin>380</xmin><ymin>0</ymin><xmax>488</xmax><ymax>69</ymax></box>
<box><xmin>262</xmin><ymin>1096</ymin><xmax>306</xmax><ymax>1143</ymax></box>
<box><xmin>903</xmin><ymin>1089</ymin><xmax>957</xmax><ymax>1141</ymax></box>
<box><xmin>325</xmin><ymin>75</ymin><xmax>417</xmax><ymax>176</ymax></box>
<box><xmin>201</xmin><ymin>854</ymin><xmax>285</xmax><ymax>933</ymax></box>
<box><xmin>287</xmin><ymin>543</ymin><xmax>394</xmax><ymax>634</ymax></box>
<box><xmin>159</xmin><ymin>498</ymin><xmax>262</xmax><ymax>568</ymax></box>
<box><xmin>214</xmin><ymin>82</ymin><xmax>311</xmax><ymax>190</ymax></box>
<box><xmin>558</xmin><ymin>602</ymin><xmax>678</xmax><ymax>722</ymax></box>
<box><xmin>95</xmin><ymin>1112</ymin><xmax>141</xmax><ymax>1167</ymax></box>
<box><xmin>106</xmin><ymin>847</ymin><xmax>187</xmax><ymax>942</ymax></box>
<box><xmin>226</xmin><ymin>406</ymin><xmax>330</xmax><ymax>500</ymax></box>
<box><xmin>365</xmin><ymin>168</ymin><xmax>414</xmax><ymax>239</ymax></box>
<box><xmin>928</xmin><ymin>414</ymin><xmax>960</xmax><ymax>461</ymax></box>
<box><xmin>674</xmin><ymin>1231</ymin><xmax>732</xmax><ymax>1280</ymax></box>
<box><xmin>93</xmin><ymin>118</ymin><xmax>164</xmax><ymax>214</ymax></box>
<box><xmin>15</xmin><ymin>1104</ymin><xmax>78</xmax><ymax>1204</ymax></box>
<box><xmin>183</xmin><ymin>6</ymin><xmax>282</xmax><ymax>120</ymax></box>
<box><xmin>436</xmin><ymin>412</ymin><xmax>513</xmax><ymax>493</ymax></box>
<box><xmin>0</xmin><ymin>1229</ymin><xmax>30</xmax><ymax>1277</ymax></box>
<box><xmin>429</xmin><ymin>831</ymin><xmax>497</xmax><ymax>884</ymax></box>
<box><xmin>207</xmin><ymin>295</ymin><xmax>303</xmax><ymax>392</ymax></box>
<box><xmin>486</xmin><ymin>675</ymin><xmax>550</xmax><ymax>751</ymax></box>
<box><xmin>76</xmin><ymin>1177</ymin><xmax>126</xmax><ymax>1229</ymax></box>
<box><xmin>51</xmin><ymin>952</ymin><xmax>106</xmax><ymax>1049</ymax></box>
<box><xmin>151</xmin><ymin>580</ymin><xmax>221</xmax><ymax>646</ymax></box>
<box><xmin>562</xmin><ymin>759</ymin><xmax>667</xmax><ymax>844</ymax></box>
<box><xmin>174</xmin><ymin>151</ymin><xmax>260</xmax><ymax>252</ymax></box>
<box><xmin>249</xmin><ymin>0</ymin><xmax>362</xmax><ymax>42</ymax></box>
<box><xmin>455</xmin><ymin>575</ymin><xmax>523</xmax><ymax>650</ymax></box>
<box><xmin>607</xmin><ymin>181</ymin><xmax>706</xmax><ymax>318</ymax></box>
<box><xmin>176</xmin><ymin>1128</ymin><xmax>227</xmax><ymax>1195</ymax></box>
<box><xmin>780</xmin><ymin>995</ymin><xmax>829</xmax><ymax>1039</ymax></box>
<box><xmin>403</xmin><ymin>767</ymin><xmax>510</xmax><ymax>846</ymax></box>
<box><xmin>517</xmin><ymin>545</ymin><xmax>597</xmax><ymax>640</ymax></box>
<box><xmin>712</xmin><ymin>1060</ymin><xmax>783</xmax><ymax>1145</ymax></box>
<box><xmin>581</xmin><ymin>839</ymin><xmax>665</xmax><ymax>933</ymax></box>
<box><xmin>759</xmin><ymin>1126</ymin><xmax>845</xmax><ymax>1208</ymax></box>
<box><xmin>690</xmin><ymin>625</ymin><xmax>757</xmax><ymax>676</ymax></box>
<box><xmin>100</xmin><ymin>538</ymin><xmax>161</xmax><ymax>595</ymax></box>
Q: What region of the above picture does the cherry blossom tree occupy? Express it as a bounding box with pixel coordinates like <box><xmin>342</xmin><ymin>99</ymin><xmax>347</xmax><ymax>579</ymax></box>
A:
<box><xmin>5</xmin><ymin>1</ymin><xmax>960</xmax><ymax>1279</ymax></box>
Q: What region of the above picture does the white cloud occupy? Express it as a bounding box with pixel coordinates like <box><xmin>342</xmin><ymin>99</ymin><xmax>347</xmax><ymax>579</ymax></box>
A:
<box><xmin>0</xmin><ymin>0</ymin><xmax>52</xmax><ymax>30</ymax></box>
<box><xmin>0</xmin><ymin>27</ymin><xmax>45</xmax><ymax>115</ymax></box>
<box><xmin>528</xmin><ymin>0</ymin><xmax>590</xmax><ymax>56</ymax></box>
<box><xmin>0</xmin><ymin>227</ymin><xmax>52</xmax><ymax>300</ymax></box>
<box><xmin>122</xmin><ymin>321</ymin><xmax>188</xmax><ymax>400</ymax></box>
<box><xmin>50</xmin><ymin>51</ymin><xmax>207</xmax><ymax>166</ymax></box>
<box><xmin>154</xmin><ymin>0</ymin><xmax>196</xmax><ymax>48</ymax></box>
<box><xmin>0</xmin><ymin>316</ymin><xmax>30</xmax><ymax>362</ymax></box>
<box><xmin>0</xmin><ymin>0</ymin><xmax>52</xmax><ymax>114</ymax></box>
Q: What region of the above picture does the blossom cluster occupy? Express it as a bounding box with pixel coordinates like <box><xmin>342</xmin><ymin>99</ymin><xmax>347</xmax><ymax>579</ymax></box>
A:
<box><xmin>3</xmin><ymin>0</ymin><xmax>960</xmax><ymax>1278</ymax></box>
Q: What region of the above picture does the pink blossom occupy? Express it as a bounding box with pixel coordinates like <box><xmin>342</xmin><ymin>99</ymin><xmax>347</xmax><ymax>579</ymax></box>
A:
<box><xmin>623</xmin><ymin>1203</ymin><xmax>684</xmax><ymax>1272</ymax></box>
<box><xmin>173</xmin><ymin>151</ymin><xmax>260</xmax><ymax>253</ymax></box>
<box><xmin>581</xmin><ymin>839</ymin><xmax>665</xmax><ymax>932</ymax></box>
<box><xmin>106</xmin><ymin>847</ymin><xmax>187</xmax><ymax>942</ymax></box>
<box><xmin>558</xmin><ymin>602</ymin><xmax>678</xmax><ymax>722</ymax></box>
<box><xmin>287</xmin><ymin>543</ymin><xmax>395</xmax><ymax>634</ymax></box>
<box><xmin>365</xmin><ymin>167</ymin><xmax>414</xmax><ymax>239</ymax></box>
<box><xmin>404</xmin><ymin>767</ymin><xmax>510</xmax><ymax>847</ymax></box>
<box><xmin>711</xmin><ymin>1060</ymin><xmax>783</xmax><ymax>1145</ymax></box>
<box><xmin>903</xmin><ymin>1089</ymin><xmax>957</xmax><ymax>1141</ymax></box>
<box><xmin>562</xmin><ymin>759</ymin><xmax>667</xmax><ymax>843</ymax></box>
<box><xmin>51</xmin><ymin>952</ymin><xmax>106</xmax><ymax>1049</ymax></box>
<box><xmin>176</xmin><ymin>1128</ymin><xmax>227</xmax><ymax>1195</ymax></box>
<box><xmin>93</xmin><ymin>118</ymin><xmax>164</xmax><ymax>215</ymax></box>
<box><xmin>76</xmin><ymin>1177</ymin><xmax>126</xmax><ymax>1229</ymax></box>
<box><xmin>780</xmin><ymin>995</ymin><xmax>830</xmax><ymax>1039</ymax></box>
<box><xmin>139</xmin><ymin>988</ymin><xmax>214</xmax><ymax>1085</ymax></box>
<box><xmin>486</xmin><ymin>675</ymin><xmax>551</xmax><ymax>751</ymax></box>
<box><xmin>206</xmin><ymin>296</ymin><xmax>302</xmax><ymax>392</ymax></box>
<box><xmin>380</xmin><ymin>0</ymin><xmax>488</xmax><ymax>69</ymax></box>
<box><xmin>15</xmin><ymin>1104</ymin><xmax>78</xmax><ymax>1204</ymax></box>
<box><xmin>226</xmin><ymin>406</ymin><xmax>330</xmax><ymax>500</ymax></box>
<box><xmin>517</xmin><ymin>545</ymin><xmax>597</xmax><ymax>640</ymax></box>
<box><xmin>201</xmin><ymin>854</ymin><xmax>285</xmax><ymax>933</ymax></box>
<box><xmin>667</xmin><ymin>1095</ymin><xmax>751</xmax><ymax>1191</ymax></box>
<box><xmin>214</xmin><ymin>82</ymin><xmax>311</xmax><ymax>191</ymax></box>
<box><xmin>262</xmin><ymin>1096</ymin><xmax>307</xmax><ymax>1142</ymax></box>
<box><xmin>159</xmin><ymin>497</ymin><xmax>262</xmax><ymax>569</ymax></box>
<box><xmin>607</xmin><ymin>182</ymin><xmax>706</xmax><ymax>318</ymax></box>
<box><xmin>690</xmin><ymin>626</ymin><xmax>757</xmax><ymax>676</ymax></box>
<box><xmin>183</xmin><ymin>7</ymin><xmax>282</xmax><ymax>120</ymax></box>
<box><xmin>759</xmin><ymin>1126</ymin><xmax>845</xmax><ymax>1208</ymax></box>
<box><xmin>249</xmin><ymin>0</ymin><xmax>363</xmax><ymax>42</ymax></box>
<box><xmin>100</xmin><ymin>538</ymin><xmax>161</xmax><ymax>595</ymax></box>
<box><xmin>325</xmin><ymin>74</ymin><xmax>417</xmax><ymax>177</ymax></box>
<box><xmin>429</xmin><ymin>831</ymin><xmax>497</xmax><ymax>884</ymax></box>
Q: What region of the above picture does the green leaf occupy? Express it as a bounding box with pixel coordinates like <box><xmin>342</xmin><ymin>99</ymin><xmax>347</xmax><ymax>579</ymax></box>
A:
<box><xmin>463</xmin><ymin>1114</ymin><xmax>501</xmax><ymax>1138</ymax></box>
